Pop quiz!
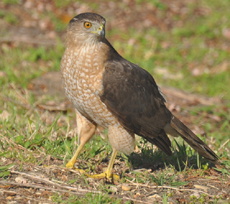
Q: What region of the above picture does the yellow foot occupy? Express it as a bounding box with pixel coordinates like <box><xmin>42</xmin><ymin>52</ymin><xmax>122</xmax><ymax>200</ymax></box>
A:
<box><xmin>66</xmin><ymin>160</ymin><xmax>75</xmax><ymax>168</ymax></box>
<box><xmin>74</xmin><ymin>168</ymin><xmax>88</xmax><ymax>174</ymax></box>
<box><xmin>65</xmin><ymin>150</ymin><xmax>119</xmax><ymax>182</ymax></box>
<box><xmin>86</xmin><ymin>172</ymin><xmax>120</xmax><ymax>181</ymax></box>
<box><xmin>65</xmin><ymin>164</ymin><xmax>119</xmax><ymax>180</ymax></box>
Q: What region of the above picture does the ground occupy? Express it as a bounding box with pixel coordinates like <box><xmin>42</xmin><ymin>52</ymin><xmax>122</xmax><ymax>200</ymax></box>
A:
<box><xmin>0</xmin><ymin>0</ymin><xmax>230</xmax><ymax>203</ymax></box>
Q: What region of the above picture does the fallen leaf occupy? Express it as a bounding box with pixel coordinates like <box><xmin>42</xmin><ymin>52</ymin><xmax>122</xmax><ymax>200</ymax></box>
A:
<box><xmin>0</xmin><ymin>71</ymin><xmax>7</xmax><ymax>78</ymax></box>
<box><xmin>222</xmin><ymin>28</ymin><xmax>230</xmax><ymax>39</ymax></box>
<box><xmin>0</xmin><ymin>110</ymin><xmax>9</xmax><ymax>121</ymax></box>
<box><xmin>122</xmin><ymin>184</ymin><xmax>131</xmax><ymax>191</ymax></box>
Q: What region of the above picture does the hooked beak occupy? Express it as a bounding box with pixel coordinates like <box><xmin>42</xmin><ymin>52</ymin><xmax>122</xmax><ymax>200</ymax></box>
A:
<box><xmin>91</xmin><ymin>24</ymin><xmax>105</xmax><ymax>38</ymax></box>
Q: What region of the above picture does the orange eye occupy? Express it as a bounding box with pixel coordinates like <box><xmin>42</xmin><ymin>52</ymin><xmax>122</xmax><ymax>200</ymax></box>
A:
<box><xmin>84</xmin><ymin>22</ymin><xmax>92</xmax><ymax>29</ymax></box>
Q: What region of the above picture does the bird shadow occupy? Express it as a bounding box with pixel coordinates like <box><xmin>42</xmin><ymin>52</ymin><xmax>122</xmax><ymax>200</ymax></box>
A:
<box><xmin>125</xmin><ymin>139</ymin><xmax>217</xmax><ymax>172</ymax></box>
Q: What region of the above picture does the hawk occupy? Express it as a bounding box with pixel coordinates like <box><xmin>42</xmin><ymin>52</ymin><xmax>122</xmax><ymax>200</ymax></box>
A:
<box><xmin>61</xmin><ymin>13</ymin><xmax>218</xmax><ymax>179</ymax></box>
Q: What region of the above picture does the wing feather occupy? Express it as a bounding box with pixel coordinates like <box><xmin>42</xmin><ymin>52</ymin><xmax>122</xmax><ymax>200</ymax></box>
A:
<box><xmin>100</xmin><ymin>58</ymin><xmax>173</xmax><ymax>155</ymax></box>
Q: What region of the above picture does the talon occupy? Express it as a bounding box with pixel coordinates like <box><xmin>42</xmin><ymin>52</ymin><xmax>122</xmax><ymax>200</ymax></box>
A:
<box><xmin>86</xmin><ymin>172</ymin><xmax>119</xmax><ymax>181</ymax></box>
<box><xmin>66</xmin><ymin>160</ymin><xmax>75</xmax><ymax>168</ymax></box>
<box><xmin>75</xmin><ymin>168</ymin><xmax>88</xmax><ymax>174</ymax></box>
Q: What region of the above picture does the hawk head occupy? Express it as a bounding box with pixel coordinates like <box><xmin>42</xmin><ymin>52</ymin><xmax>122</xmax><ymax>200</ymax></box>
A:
<box><xmin>67</xmin><ymin>13</ymin><xmax>106</xmax><ymax>46</ymax></box>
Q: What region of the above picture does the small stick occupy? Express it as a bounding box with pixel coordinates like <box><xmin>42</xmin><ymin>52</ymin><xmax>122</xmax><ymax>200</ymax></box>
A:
<box><xmin>125</xmin><ymin>180</ymin><xmax>214</xmax><ymax>197</ymax></box>
<box><xmin>218</xmin><ymin>139</ymin><xmax>230</xmax><ymax>151</ymax></box>
<box><xmin>10</xmin><ymin>170</ymin><xmax>101</xmax><ymax>194</ymax></box>
<box><xmin>0</xmin><ymin>180</ymin><xmax>100</xmax><ymax>195</ymax></box>
<box><xmin>0</xmin><ymin>189</ymin><xmax>53</xmax><ymax>203</ymax></box>
<box><xmin>122</xmin><ymin>196</ymin><xmax>153</xmax><ymax>204</ymax></box>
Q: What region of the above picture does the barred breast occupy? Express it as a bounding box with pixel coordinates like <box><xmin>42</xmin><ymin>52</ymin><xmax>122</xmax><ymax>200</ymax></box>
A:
<box><xmin>61</xmin><ymin>43</ymin><xmax>117</xmax><ymax>128</ymax></box>
<box><xmin>61</xmin><ymin>43</ymin><xmax>135</xmax><ymax>154</ymax></box>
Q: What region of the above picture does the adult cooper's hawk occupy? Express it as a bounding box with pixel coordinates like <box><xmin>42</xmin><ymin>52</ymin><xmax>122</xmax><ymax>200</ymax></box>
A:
<box><xmin>61</xmin><ymin>13</ymin><xmax>218</xmax><ymax>179</ymax></box>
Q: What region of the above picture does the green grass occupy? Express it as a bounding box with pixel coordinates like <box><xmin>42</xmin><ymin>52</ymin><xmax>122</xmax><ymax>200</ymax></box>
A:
<box><xmin>0</xmin><ymin>0</ymin><xmax>230</xmax><ymax>203</ymax></box>
<box><xmin>108</xmin><ymin>0</ymin><xmax>230</xmax><ymax>100</ymax></box>
<box><xmin>0</xmin><ymin>10</ymin><xmax>18</xmax><ymax>24</ymax></box>
<box><xmin>2</xmin><ymin>0</ymin><xmax>19</xmax><ymax>5</ymax></box>
<box><xmin>51</xmin><ymin>192</ymin><xmax>122</xmax><ymax>204</ymax></box>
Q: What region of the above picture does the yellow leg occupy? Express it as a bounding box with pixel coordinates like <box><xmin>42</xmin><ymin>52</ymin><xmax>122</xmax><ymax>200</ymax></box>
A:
<box><xmin>86</xmin><ymin>150</ymin><xmax>119</xmax><ymax>180</ymax></box>
<box><xmin>66</xmin><ymin>142</ymin><xmax>85</xmax><ymax>168</ymax></box>
<box><xmin>66</xmin><ymin>111</ymin><xmax>119</xmax><ymax>180</ymax></box>
<box><xmin>66</xmin><ymin>110</ymin><xmax>96</xmax><ymax>169</ymax></box>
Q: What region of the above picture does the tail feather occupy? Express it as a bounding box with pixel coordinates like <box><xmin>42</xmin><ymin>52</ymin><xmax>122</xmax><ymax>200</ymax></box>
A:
<box><xmin>145</xmin><ymin>130</ymin><xmax>172</xmax><ymax>156</ymax></box>
<box><xmin>170</xmin><ymin>116</ymin><xmax>219</xmax><ymax>163</ymax></box>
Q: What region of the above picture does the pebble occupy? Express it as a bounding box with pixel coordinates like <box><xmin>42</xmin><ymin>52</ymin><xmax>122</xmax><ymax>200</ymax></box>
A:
<box><xmin>110</xmin><ymin>186</ymin><xmax>118</xmax><ymax>192</ymax></box>
<box><xmin>15</xmin><ymin>176</ymin><xmax>27</xmax><ymax>184</ymax></box>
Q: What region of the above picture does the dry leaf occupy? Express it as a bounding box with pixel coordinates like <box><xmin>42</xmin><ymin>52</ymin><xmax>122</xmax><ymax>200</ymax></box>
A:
<box><xmin>0</xmin><ymin>110</ymin><xmax>9</xmax><ymax>121</ymax></box>
<box><xmin>122</xmin><ymin>184</ymin><xmax>131</xmax><ymax>191</ymax></box>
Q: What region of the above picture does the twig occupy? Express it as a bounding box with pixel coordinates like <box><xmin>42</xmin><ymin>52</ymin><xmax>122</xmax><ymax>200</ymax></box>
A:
<box><xmin>10</xmin><ymin>170</ymin><xmax>101</xmax><ymax>194</ymax></box>
<box><xmin>122</xmin><ymin>196</ymin><xmax>152</xmax><ymax>204</ymax></box>
<box><xmin>125</xmin><ymin>180</ymin><xmax>214</xmax><ymax>197</ymax></box>
<box><xmin>0</xmin><ymin>190</ymin><xmax>53</xmax><ymax>203</ymax></box>
<box><xmin>24</xmin><ymin>98</ymin><xmax>43</xmax><ymax>117</ymax></box>
<box><xmin>0</xmin><ymin>134</ymin><xmax>33</xmax><ymax>153</ymax></box>
<box><xmin>47</xmin><ymin>165</ymin><xmax>83</xmax><ymax>175</ymax></box>
<box><xmin>0</xmin><ymin>180</ymin><xmax>92</xmax><ymax>196</ymax></box>
<box><xmin>207</xmin><ymin>184</ymin><xmax>219</xmax><ymax>190</ymax></box>
<box><xmin>11</xmin><ymin>83</ymin><xmax>28</xmax><ymax>104</ymax></box>
<box><xmin>218</xmin><ymin>139</ymin><xmax>230</xmax><ymax>151</ymax></box>
<box><xmin>0</xmin><ymin>94</ymin><xmax>30</xmax><ymax>109</ymax></box>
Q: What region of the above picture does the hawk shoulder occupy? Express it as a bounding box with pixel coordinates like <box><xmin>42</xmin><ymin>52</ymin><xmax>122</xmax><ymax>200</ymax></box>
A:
<box><xmin>100</xmin><ymin>57</ymin><xmax>172</xmax><ymax>141</ymax></box>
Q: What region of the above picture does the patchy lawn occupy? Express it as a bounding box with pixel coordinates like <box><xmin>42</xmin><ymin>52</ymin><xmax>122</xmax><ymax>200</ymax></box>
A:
<box><xmin>0</xmin><ymin>0</ymin><xmax>229</xmax><ymax>203</ymax></box>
